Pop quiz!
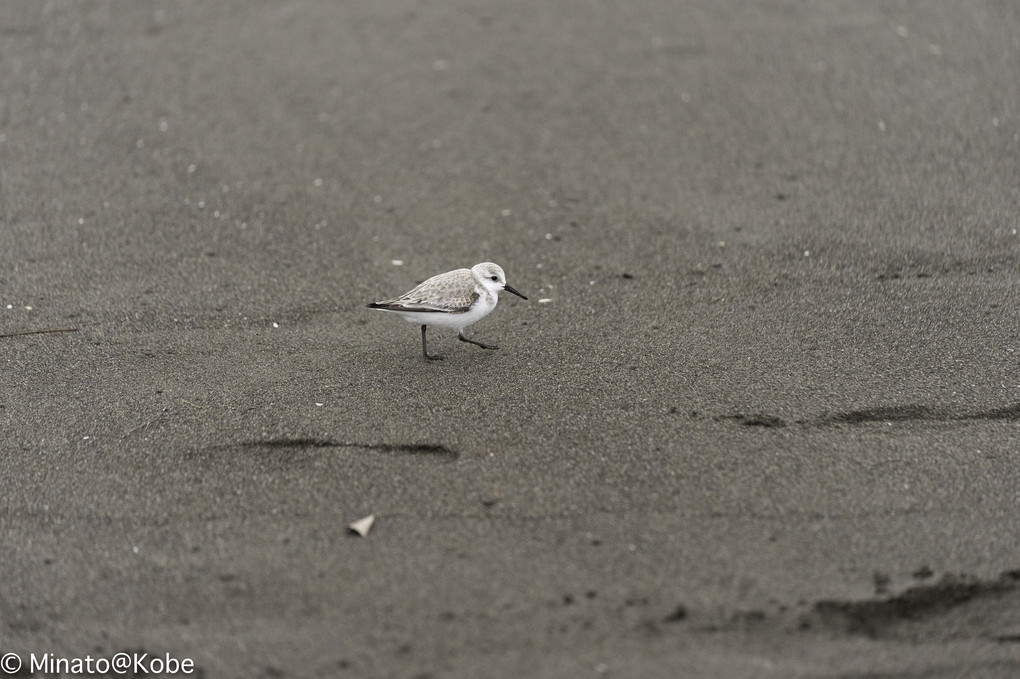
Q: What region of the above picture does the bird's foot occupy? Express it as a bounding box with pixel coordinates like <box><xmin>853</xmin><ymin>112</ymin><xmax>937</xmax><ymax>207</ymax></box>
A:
<box><xmin>458</xmin><ymin>335</ymin><xmax>499</xmax><ymax>350</ymax></box>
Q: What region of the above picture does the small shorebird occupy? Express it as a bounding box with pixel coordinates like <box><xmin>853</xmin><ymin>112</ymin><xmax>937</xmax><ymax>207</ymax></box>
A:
<box><xmin>368</xmin><ymin>262</ymin><xmax>528</xmax><ymax>360</ymax></box>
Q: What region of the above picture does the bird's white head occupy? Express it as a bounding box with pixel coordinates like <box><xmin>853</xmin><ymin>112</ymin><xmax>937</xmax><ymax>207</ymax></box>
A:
<box><xmin>472</xmin><ymin>262</ymin><xmax>528</xmax><ymax>300</ymax></box>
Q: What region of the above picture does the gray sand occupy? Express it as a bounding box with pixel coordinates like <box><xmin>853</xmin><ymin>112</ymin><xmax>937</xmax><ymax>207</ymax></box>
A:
<box><xmin>3</xmin><ymin>1</ymin><xmax>1019</xmax><ymax>677</ymax></box>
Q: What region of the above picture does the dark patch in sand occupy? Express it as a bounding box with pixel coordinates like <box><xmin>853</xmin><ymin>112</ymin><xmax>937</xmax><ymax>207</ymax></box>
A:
<box><xmin>222</xmin><ymin>439</ymin><xmax>459</xmax><ymax>460</ymax></box>
<box><xmin>257</xmin><ymin>437</ymin><xmax>341</xmax><ymax>449</ymax></box>
<box><xmin>718</xmin><ymin>413</ymin><xmax>788</xmax><ymax>428</ymax></box>
<box><xmin>802</xmin><ymin>571</ymin><xmax>1020</xmax><ymax>640</ymax></box>
<box><xmin>820</xmin><ymin>402</ymin><xmax>1020</xmax><ymax>425</ymax></box>
<box><xmin>825</xmin><ymin>404</ymin><xmax>939</xmax><ymax>425</ymax></box>
<box><xmin>981</xmin><ymin>402</ymin><xmax>1020</xmax><ymax>421</ymax></box>
<box><xmin>663</xmin><ymin>605</ymin><xmax>688</xmax><ymax>623</ymax></box>
<box><xmin>696</xmin><ymin>608</ymin><xmax>774</xmax><ymax>634</ymax></box>
<box><xmin>718</xmin><ymin>402</ymin><xmax>1020</xmax><ymax>429</ymax></box>
<box><xmin>690</xmin><ymin>571</ymin><xmax>1020</xmax><ymax>645</ymax></box>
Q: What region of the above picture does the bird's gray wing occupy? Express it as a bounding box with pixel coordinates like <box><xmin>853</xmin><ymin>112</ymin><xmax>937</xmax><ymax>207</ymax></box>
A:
<box><xmin>374</xmin><ymin>269</ymin><xmax>478</xmax><ymax>313</ymax></box>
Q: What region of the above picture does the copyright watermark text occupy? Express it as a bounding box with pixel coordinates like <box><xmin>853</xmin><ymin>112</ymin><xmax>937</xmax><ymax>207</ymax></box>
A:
<box><xmin>2</xmin><ymin>651</ymin><xmax>195</xmax><ymax>675</ymax></box>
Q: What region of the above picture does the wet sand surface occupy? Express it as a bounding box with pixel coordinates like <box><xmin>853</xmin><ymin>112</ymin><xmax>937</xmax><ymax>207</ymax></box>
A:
<box><xmin>2</xmin><ymin>1</ymin><xmax>1019</xmax><ymax>677</ymax></box>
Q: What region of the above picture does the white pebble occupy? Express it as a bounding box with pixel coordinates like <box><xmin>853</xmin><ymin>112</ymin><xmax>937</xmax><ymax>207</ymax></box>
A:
<box><xmin>349</xmin><ymin>514</ymin><xmax>375</xmax><ymax>537</ymax></box>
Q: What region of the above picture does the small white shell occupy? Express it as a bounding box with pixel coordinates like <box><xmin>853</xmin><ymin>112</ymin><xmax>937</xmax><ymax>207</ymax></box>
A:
<box><xmin>348</xmin><ymin>514</ymin><xmax>375</xmax><ymax>537</ymax></box>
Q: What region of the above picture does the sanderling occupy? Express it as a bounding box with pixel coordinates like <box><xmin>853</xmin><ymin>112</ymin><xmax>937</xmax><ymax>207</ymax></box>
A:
<box><xmin>368</xmin><ymin>262</ymin><xmax>528</xmax><ymax>360</ymax></box>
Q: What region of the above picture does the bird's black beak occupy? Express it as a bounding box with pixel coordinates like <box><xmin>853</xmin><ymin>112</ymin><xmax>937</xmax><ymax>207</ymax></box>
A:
<box><xmin>503</xmin><ymin>284</ymin><xmax>528</xmax><ymax>300</ymax></box>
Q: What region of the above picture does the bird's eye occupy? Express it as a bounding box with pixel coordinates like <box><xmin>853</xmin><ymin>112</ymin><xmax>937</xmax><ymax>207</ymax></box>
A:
<box><xmin>491</xmin><ymin>275</ymin><xmax>498</xmax><ymax>281</ymax></box>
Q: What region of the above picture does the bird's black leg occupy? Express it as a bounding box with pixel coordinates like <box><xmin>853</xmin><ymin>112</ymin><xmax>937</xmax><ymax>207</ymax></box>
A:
<box><xmin>458</xmin><ymin>332</ymin><xmax>498</xmax><ymax>350</ymax></box>
<box><xmin>422</xmin><ymin>325</ymin><xmax>444</xmax><ymax>360</ymax></box>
